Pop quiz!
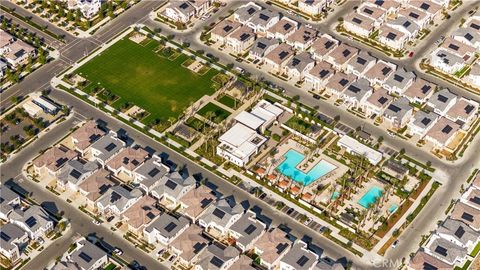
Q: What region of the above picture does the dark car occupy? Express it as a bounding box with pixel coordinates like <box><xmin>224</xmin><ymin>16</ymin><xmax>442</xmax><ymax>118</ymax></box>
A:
<box><xmin>313</xmin><ymin>94</ymin><xmax>321</xmax><ymax>100</ymax></box>
<box><xmin>286</xmin><ymin>208</ymin><xmax>294</xmax><ymax>215</ymax></box>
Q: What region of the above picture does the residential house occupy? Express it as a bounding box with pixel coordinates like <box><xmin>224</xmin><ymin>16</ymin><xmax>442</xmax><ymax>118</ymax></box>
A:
<box><xmin>70</xmin><ymin>120</ymin><xmax>105</xmax><ymax>155</ymax></box>
<box><xmin>407</xmin><ymin>110</ymin><xmax>439</xmax><ymax>137</ymax></box>
<box><xmin>132</xmin><ymin>156</ymin><xmax>170</xmax><ymax>192</ymax></box>
<box><xmin>309</xmin><ymin>34</ymin><xmax>339</xmax><ymax>61</ymax></box>
<box><xmin>3</xmin><ymin>40</ymin><xmax>36</xmax><ymax>68</ymax></box>
<box><xmin>383</xmin><ymin>68</ymin><xmax>416</xmax><ymax>95</ymax></box>
<box><xmin>122</xmin><ymin>195</ymin><xmax>160</xmax><ymax>235</ymax></box>
<box><xmin>450</xmin><ymin>202</ymin><xmax>480</xmax><ymax>231</ymax></box>
<box><xmin>253</xmin><ymin>228</ymin><xmax>291</xmax><ymax>270</ymax></box>
<box><xmin>345</xmin><ymin>51</ymin><xmax>376</xmax><ymax>78</ymax></box>
<box><xmin>249</xmin><ymin>37</ymin><xmax>279</xmax><ymax>62</ymax></box>
<box><xmin>198</xmin><ymin>198</ymin><xmax>244</xmax><ymax>239</ymax></box>
<box><xmin>67</xmin><ymin>0</ymin><xmax>102</xmax><ymax>19</ymax></box>
<box><xmin>324</xmin><ymin>72</ymin><xmax>357</xmax><ymax>98</ymax></box>
<box><xmin>426</xmin><ymin>89</ymin><xmax>458</xmax><ymax>116</ymax></box>
<box><xmin>408</xmin><ymin>251</ymin><xmax>453</xmax><ymax>270</ymax></box>
<box><xmin>216</xmin><ymin>123</ymin><xmax>267</xmax><ymax>167</ymax></box>
<box><xmin>56</xmin><ymin>158</ymin><xmax>99</xmax><ymax>191</ymax></box>
<box><xmin>105</xmin><ymin>146</ymin><xmax>148</xmax><ymax>179</ymax></box>
<box><xmin>364</xmin><ymin>60</ymin><xmax>396</xmax><ymax>86</ymax></box>
<box><xmin>343</xmin><ymin>13</ymin><xmax>375</xmax><ymax>38</ymax></box>
<box><xmin>264</xmin><ymin>43</ymin><xmax>295</xmax><ymax>73</ymax></box>
<box><xmin>33</xmin><ymin>145</ymin><xmax>77</xmax><ymax>176</ymax></box>
<box><xmin>305</xmin><ymin>61</ymin><xmax>335</xmax><ymax>91</ymax></box>
<box><xmin>164</xmin><ymin>1</ymin><xmax>196</xmax><ymax>23</ymax></box>
<box><xmin>266</xmin><ymin>18</ymin><xmax>298</xmax><ymax>42</ymax></box>
<box><xmin>285</xmin><ymin>25</ymin><xmax>317</xmax><ymax>51</ymax></box>
<box><xmin>424</xmin><ymin>235</ymin><xmax>468</xmax><ymax>266</ymax></box>
<box><xmin>0</xmin><ymin>223</ymin><xmax>28</xmax><ymax>263</ymax></box>
<box><xmin>314</xmin><ymin>260</ymin><xmax>345</xmax><ymax>270</ymax></box>
<box><xmin>96</xmin><ymin>186</ymin><xmax>143</xmax><ymax>216</ymax></box>
<box><xmin>440</xmin><ymin>37</ymin><xmax>476</xmax><ymax>62</ymax></box>
<box><xmin>0</xmin><ymin>30</ymin><xmax>14</xmax><ymax>55</ymax></box>
<box><xmin>284</xmin><ymin>52</ymin><xmax>315</xmax><ymax>81</ymax></box>
<box><xmin>324</xmin><ymin>43</ymin><xmax>359</xmax><ymax>71</ymax></box>
<box><xmin>231</xmin><ymin>255</ymin><xmax>257</xmax><ymax>270</ymax></box>
<box><xmin>436</xmin><ymin>218</ymin><xmax>480</xmax><ymax>251</ymax></box>
<box><xmin>445</xmin><ymin>98</ymin><xmax>479</xmax><ymax>129</ymax></box>
<box><xmin>425</xmin><ymin>117</ymin><xmax>461</xmax><ymax>149</ymax></box>
<box><xmin>366</xmin><ymin>0</ymin><xmax>401</xmax><ymax>15</ymax></box>
<box><xmin>68</xmin><ymin>239</ymin><xmax>109</xmax><ymax>270</ymax></box>
<box><xmin>179</xmin><ymin>185</ymin><xmax>216</xmax><ymax>222</ymax></box>
<box><xmin>465</xmin><ymin>63</ymin><xmax>480</xmax><ymax>88</ymax></box>
<box><xmin>233</xmin><ymin>2</ymin><xmax>262</xmax><ymax>25</ymax></box>
<box><xmin>8</xmin><ymin>205</ymin><xmax>53</xmax><ymax>240</ymax></box>
<box><xmin>0</xmin><ymin>187</ymin><xmax>21</xmax><ymax>221</ymax></box>
<box><xmin>143</xmin><ymin>212</ymin><xmax>190</xmax><ymax>245</ymax></box>
<box><xmin>398</xmin><ymin>7</ymin><xmax>430</xmax><ymax>29</ymax></box>
<box><xmin>462</xmin><ymin>188</ymin><xmax>480</xmax><ymax>211</ymax></box>
<box><xmin>229</xmin><ymin>211</ymin><xmax>266</xmax><ymax>252</ymax></box>
<box><xmin>234</xmin><ymin>100</ymin><xmax>284</xmax><ymax>133</ymax></box>
<box><xmin>226</xmin><ymin>25</ymin><xmax>256</xmax><ymax>54</ymax></box>
<box><xmin>89</xmin><ymin>131</ymin><xmax>126</xmax><ymax>167</ymax></box>
<box><xmin>169</xmin><ymin>224</ymin><xmax>209</xmax><ymax>267</ymax></box>
<box><xmin>150</xmin><ymin>172</ymin><xmax>195</xmax><ymax>209</ymax></box>
<box><xmin>78</xmin><ymin>169</ymin><xmax>115</xmax><ymax>210</ymax></box>
<box><xmin>430</xmin><ymin>48</ymin><xmax>467</xmax><ymax>74</ymax></box>
<box><xmin>298</xmin><ymin>0</ymin><xmax>329</xmax><ymax>16</ymax></box>
<box><xmin>365</xmin><ymin>88</ymin><xmax>393</xmax><ymax>118</ymax></box>
<box><xmin>386</xmin><ymin>16</ymin><xmax>420</xmax><ymax>41</ymax></box>
<box><xmin>358</xmin><ymin>3</ymin><xmax>387</xmax><ymax>27</ymax></box>
<box><xmin>340</xmin><ymin>78</ymin><xmax>373</xmax><ymax>110</ymax></box>
<box><xmin>378</xmin><ymin>25</ymin><xmax>409</xmax><ymax>50</ymax></box>
<box><xmin>382</xmin><ymin>160</ymin><xmax>409</xmax><ymax>180</ymax></box>
<box><xmin>409</xmin><ymin>0</ymin><xmax>442</xmax><ymax>19</ymax></box>
<box><xmin>0</xmin><ymin>59</ymin><xmax>7</xmax><ymax>79</ymax></box>
<box><xmin>195</xmin><ymin>242</ymin><xmax>240</xmax><ymax>270</ymax></box>
<box><xmin>403</xmin><ymin>78</ymin><xmax>436</xmax><ymax>104</ymax></box>
<box><xmin>211</xmin><ymin>20</ymin><xmax>242</xmax><ymax>46</ymax></box>
<box><xmin>382</xmin><ymin>97</ymin><xmax>413</xmax><ymax>129</ymax></box>
<box><xmin>246</xmin><ymin>9</ymin><xmax>280</xmax><ymax>34</ymax></box>
<box><xmin>280</xmin><ymin>240</ymin><xmax>319</xmax><ymax>270</ymax></box>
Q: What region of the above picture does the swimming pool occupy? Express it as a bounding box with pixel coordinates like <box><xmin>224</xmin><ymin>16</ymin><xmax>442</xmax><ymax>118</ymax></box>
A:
<box><xmin>331</xmin><ymin>191</ymin><xmax>340</xmax><ymax>200</ymax></box>
<box><xmin>358</xmin><ymin>186</ymin><xmax>383</xmax><ymax>209</ymax></box>
<box><xmin>388</xmin><ymin>204</ymin><xmax>398</xmax><ymax>213</ymax></box>
<box><xmin>276</xmin><ymin>149</ymin><xmax>337</xmax><ymax>186</ymax></box>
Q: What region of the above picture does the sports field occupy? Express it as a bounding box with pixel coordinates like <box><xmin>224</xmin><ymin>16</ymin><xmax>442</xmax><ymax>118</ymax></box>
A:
<box><xmin>75</xmin><ymin>36</ymin><xmax>220</xmax><ymax>124</ymax></box>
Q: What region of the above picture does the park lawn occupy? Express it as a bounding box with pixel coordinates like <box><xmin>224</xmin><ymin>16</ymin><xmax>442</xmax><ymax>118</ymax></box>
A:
<box><xmin>217</xmin><ymin>95</ymin><xmax>239</xmax><ymax>109</ymax></box>
<box><xmin>197</xmin><ymin>102</ymin><xmax>231</xmax><ymax>123</ymax></box>
<box><xmin>75</xmin><ymin>37</ymin><xmax>220</xmax><ymax>124</ymax></box>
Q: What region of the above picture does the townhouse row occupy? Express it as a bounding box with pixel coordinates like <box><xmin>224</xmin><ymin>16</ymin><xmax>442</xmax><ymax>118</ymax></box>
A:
<box><xmin>0</xmin><ymin>29</ymin><xmax>36</xmax><ymax>75</ymax></box>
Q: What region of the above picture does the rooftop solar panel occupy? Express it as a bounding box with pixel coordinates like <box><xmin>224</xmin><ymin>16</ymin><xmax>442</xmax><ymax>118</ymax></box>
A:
<box><xmin>441</xmin><ymin>125</ymin><xmax>453</xmax><ymax>134</ymax></box>
<box><xmin>0</xmin><ymin>232</ymin><xmax>11</xmax><ymax>242</ymax></box>
<box><xmin>437</xmin><ymin>95</ymin><xmax>448</xmax><ymax>103</ymax></box>
<box><xmin>297</xmin><ymin>255</ymin><xmax>310</xmax><ymax>267</ymax></box>
<box><xmin>386</xmin><ymin>32</ymin><xmax>397</xmax><ymax>40</ymax></box>
<box><xmin>213</xmin><ymin>208</ymin><xmax>226</xmax><ymax>219</ymax></box>
<box><xmin>461</xmin><ymin>212</ymin><xmax>474</xmax><ymax>222</ymax></box>
<box><xmin>210</xmin><ymin>256</ymin><xmax>224</xmax><ymax>267</ymax></box>
<box><xmin>78</xmin><ymin>252</ymin><xmax>92</xmax><ymax>263</ymax></box>
<box><xmin>70</xmin><ymin>169</ymin><xmax>82</xmax><ymax>179</ymax></box>
<box><xmin>25</xmin><ymin>216</ymin><xmax>37</xmax><ymax>228</ymax></box>
<box><xmin>105</xmin><ymin>143</ymin><xmax>116</xmax><ymax>152</ymax></box>
<box><xmin>148</xmin><ymin>168</ymin><xmax>161</xmax><ymax>178</ymax></box>
<box><xmin>244</xmin><ymin>224</ymin><xmax>256</xmax><ymax>235</ymax></box>
<box><xmin>165</xmin><ymin>179</ymin><xmax>178</xmax><ymax>190</ymax></box>
<box><xmin>434</xmin><ymin>246</ymin><xmax>448</xmax><ymax>257</ymax></box>
<box><xmin>454</xmin><ymin>226</ymin><xmax>465</xmax><ymax>238</ymax></box>
<box><xmin>164</xmin><ymin>222</ymin><xmax>178</xmax><ymax>232</ymax></box>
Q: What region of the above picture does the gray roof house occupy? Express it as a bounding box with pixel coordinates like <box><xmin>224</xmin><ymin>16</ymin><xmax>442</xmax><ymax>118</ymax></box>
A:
<box><xmin>341</xmin><ymin>78</ymin><xmax>373</xmax><ymax>109</ymax></box>
<box><xmin>229</xmin><ymin>211</ymin><xmax>266</xmax><ymax>252</ymax></box>
<box><xmin>426</xmin><ymin>88</ymin><xmax>458</xmax><ymax>116</ymax></box>
<box><xmin>133</xmin><ymin>156</ymin><xmax>170</xmax><ymax>192</ymax></box>
<box><xmin>150</xmin><ymin>172</ymin><xmax>196</xmax><ymax>209</ymax></box>
<box><xmin>382</xmin><ymin>97</ymin><xmax>413</xmax><ymax>128</ymax></box>
<box><xmin>249</xmin><ymin>37</ymin><xmax>279</xmax><ymax>60</ymax></box>
<box><xmin>169</xmin><ymin>224</ymin><xmax>209</xmax><ymax>267</ymax></box>
<box><xmin>234</xmin><ymin>2</ymin><xmax>262</xmax><ymax>24</ymax></box>
<box><xmin>96</xmin><ymin>186</ymin><xmax>143</xmax><ymax>215</ymax></box>
<box><xmin>387</xmin><ymin>16</ymin><xmax>420</xmax><ymax>37</ymax></box>
<box><xmin>407</xmin><ymin>110</ymin><xmax>439</xmax><ymax>137</ymax></box>
<box><xmin>57</xmin><ymin>158</ymin><xmax>99</xmax><ymax>191</ymax></box>
<box><xmin>143</xmin><ymin>212</ymin><xmax>190</xmax><ymax>245</ymax></box>
<box><xmin>8</xmin><ymin>205</ymin><xmax>54</xmax><ymax>240</ymax></box>
<box><xmin>196</xmin><ymin>242</ymin><xmax>240</xmax><ymax>270</ymax></box>
<box><xmin>69</xmin><ymin>239</ymin><xmax>108</xmax><ymax>270</ymax></box>
<box><xmin>284</xmin><ymin>52</ymin><xmax>315</xmax><ymax>80</ymax></box>
<box><xmin>437</xmin><ymin>218</ymin><xmax>480</xmax><ymax>250</ymax></box>
<box><xmin>345</xmin><ymin>51</ymin><xmax>376</xmax><ymax>77</ymax></box>
<box><xmin>89</xmin><ymin>131</ymin><xmax>125</xmax><ymax>166</ymax></box>
<box><xmin>0</xmin><ymin>187</ymin><xmax>21</xmax><ymax>221</ymax></box>
<box><xmin>0</xmin><ymin>223</ymin><xmax>29</xmax><ymax>263</ymax></box>
<box><xmin>280</xmin><ymin>241</ymin><xmax>319</xmax><ymax>270</ymax></box>
<box><xmin>425</xmin><ymin>235</ymin><xmax>468</xmax><ymax>265</ymax></box>
<box><xmin>315</xmin><ymin>259</ymin><xmax>345</xmax><ymax>270</ymax></box>
<box><xmin>383</xmin><ymin>68</ymin><xmax>416</xmax><ymax>95</ymax></box>
<box><xmin>451</xmin><ymin>28</ymin><xmax>480</xmax><ymax>49</ymax></box>
<box><xmin>246</xmin><ymin>9</ymin><xmax>280</xmax><ymax>33</ymax></box>
<box><xmin>198</xmin><ymin>198</ymin><xmax>244</xmax><ymax>238</ymax></box>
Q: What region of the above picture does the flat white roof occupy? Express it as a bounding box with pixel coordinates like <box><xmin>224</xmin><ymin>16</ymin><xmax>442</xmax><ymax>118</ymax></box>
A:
<box><xmin>219</xmin><ymin>123</ymin><xmax>266</xmax><ymax>159</ymax></box>
<box><xmin>337</xmin><ymin>135</ymin><xmax>383</xmax><ymax>165</ymax></box>
<box><xmin>33</xmin><ymin>96</ymin><xmax>57</xmax><ymax>112</ymax></box>
<box><xmin>255</xmin><ymin>100</ymin><xmax>284</xmax><ymax>117</ymax></box>
<box><xmin>22</xmin><ymin>101</ymin><xmax>42</xmax><ymax>116</ymax></box>
<box><xmin>235</xmin><ymin>111</ymin><xmax>265</xmax><ymax>130</ymax></box>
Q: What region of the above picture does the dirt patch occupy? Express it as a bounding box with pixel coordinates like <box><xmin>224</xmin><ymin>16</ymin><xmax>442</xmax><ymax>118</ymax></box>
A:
<box><xmin>129</xmin><ymin>33</ymin><xmax>148</xmax><ymax>44</ymax></box>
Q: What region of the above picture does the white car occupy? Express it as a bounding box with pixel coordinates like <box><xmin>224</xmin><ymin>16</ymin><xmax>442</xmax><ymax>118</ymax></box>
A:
<box><xmin>92</xmin><ymin>220</ymin><xmax>101</xmax><ymax>225</ymax></box>
<box><xmin>392</xmin><ymin>240</ymin><xmax>399</xmax><ymax>248</ymax></box>
<box><xmin>113</xmin><ymin>248</ymin><xmax>123</xmax><ymax>256</ymax></box>
<box><xmin>38</xmin><ymin>238</ymin><xmax>45</xmax><ymax>245</ymax></box>
<box><xmin>303</xmin><ymin>217</ymin><xmax>312</xmax><ymax>225</ymax></box>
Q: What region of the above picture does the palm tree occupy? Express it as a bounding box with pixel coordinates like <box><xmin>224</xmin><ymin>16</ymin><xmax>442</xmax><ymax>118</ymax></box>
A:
<box><xmin>204</xmin><ymin>111</ymin><xmax>216</xmax><ymax>125</ymax></box>
<box><xmin>192</xmin><ymin>120</ymin><xmax>202</xmax><ymax>132</ymax></box>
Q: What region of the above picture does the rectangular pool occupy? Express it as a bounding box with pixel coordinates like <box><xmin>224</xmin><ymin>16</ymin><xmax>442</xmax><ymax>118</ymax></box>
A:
<box><xmin>358</xmin><ymin>186</ymin><xmax>383</xmax><ymax>209</ymax></box>
<box><xmin>276</xmin><ymin>149</ymin><xmax>336</xmax><ymax>186</ymax></box>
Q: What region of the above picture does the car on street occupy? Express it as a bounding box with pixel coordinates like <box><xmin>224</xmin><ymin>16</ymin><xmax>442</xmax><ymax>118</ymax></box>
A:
<box><xmin>313</xmin><ymin>94</ymin><xmax>321</xmax><ymax>100</ymax></box>
<box><xmin>92</xmin><ymin>220</ymin><xmax>101</xmax><ymax>225</ymax></box>
<box><xmin>157</xmin><ymin>249</ymin><xmax>165</xmax><ymax>257</ymax></box>
<box><xmin>303</xmin><ymin>217</ymin><xmax>312</xmax><ymax>225</ymax></box>
<box><xmin>286</xmin><ymin>208</ymin><xmax>294</xmax><ymax>215</ymax></box>
<box><xmin>259</xmin><ymin>193</ymin><xmax>267</xmax><ymax>200</ymax></box>
<box><xmin>38</xmin><ymin>237</ymin><xmax>44</xmax><ymax>245</ymax></box>
<box><xmin>113</xmin><ymin>248</ymin><xmax>123</xmax><ymax>256</ymax></box>
<box><xmin>392</xmin><ymin>240</ymin><xmax>399</xmax><ymax>248</ymax></box>
<box><xmin>408</xmin><ymin>52</ymin><xmax>414</xmax><ymax>58</ymax></box>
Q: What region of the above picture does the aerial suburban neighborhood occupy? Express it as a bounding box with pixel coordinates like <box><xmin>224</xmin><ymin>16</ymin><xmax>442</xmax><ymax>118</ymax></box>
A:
<box><xmin>0</xmin><ymin>0</ymin><xmax>480</xmax><ymax>270</ymax></box>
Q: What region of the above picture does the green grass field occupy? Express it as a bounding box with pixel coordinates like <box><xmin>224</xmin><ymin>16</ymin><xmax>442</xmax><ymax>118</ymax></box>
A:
<box><xmin>197</xmin><ymin>102</ymin><xmax>231</xmax><ymax>123</ymax></box>
<box><xmin>217</xmin><ymin>95</ymin><xmax>239</xmax><ymax>108</ymax></box>
<box><xmin>75</xmin><ymin>37</ymin><xmax>220</xmax><ymax>124</ymax></box>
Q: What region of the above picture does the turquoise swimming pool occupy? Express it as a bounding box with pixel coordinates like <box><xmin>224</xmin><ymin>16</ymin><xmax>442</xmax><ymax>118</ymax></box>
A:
<box><xmin>388</xmin><ymin>204</ymin><xmax>398</xmax><ymax>213</ymax></box>
<box><xmin>276</xmin><ymin>149</ymin><xmax>336</xmax><ymax>186</ymax></box>
<box><xmin>358</xmin><ymin>186</ymin><xmax>383</xmax><ymax>209</ymax></box>
<box><xmin>331</xmin><ymin>191</ymin><xmax>340</xmax><ymax>200</ymax></box>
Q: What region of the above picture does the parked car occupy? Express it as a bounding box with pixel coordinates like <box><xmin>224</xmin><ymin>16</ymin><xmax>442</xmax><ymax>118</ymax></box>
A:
<box><xmin>303</xmin><ymin>217</ymin><xmax>313</xmax><ymax>225</ymax></box>
<box><xmin>113</xmin><ymin>248</ymin><xmax>123</xmax><ymax>256</ymax></box>
<box><xmin>286</xmin><ymin>208</ymin><xmax>294</xmax><ymax>215</ymax></box>
<box><xmin>92</xmin><ymin>220</ymin><xmax>101</xmax><ymax>225</ymax></box>
<box><xmin>392</xmin><ymin>240</ymin><xmax>399</xmax><ymax>249</ymax></box>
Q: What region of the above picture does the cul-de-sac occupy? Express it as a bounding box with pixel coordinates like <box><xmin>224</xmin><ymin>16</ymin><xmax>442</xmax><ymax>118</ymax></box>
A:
<box><xmin>1</xmin><ymin>0</ymin><xmax>480</xmax><ymax>269</ymax></box>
